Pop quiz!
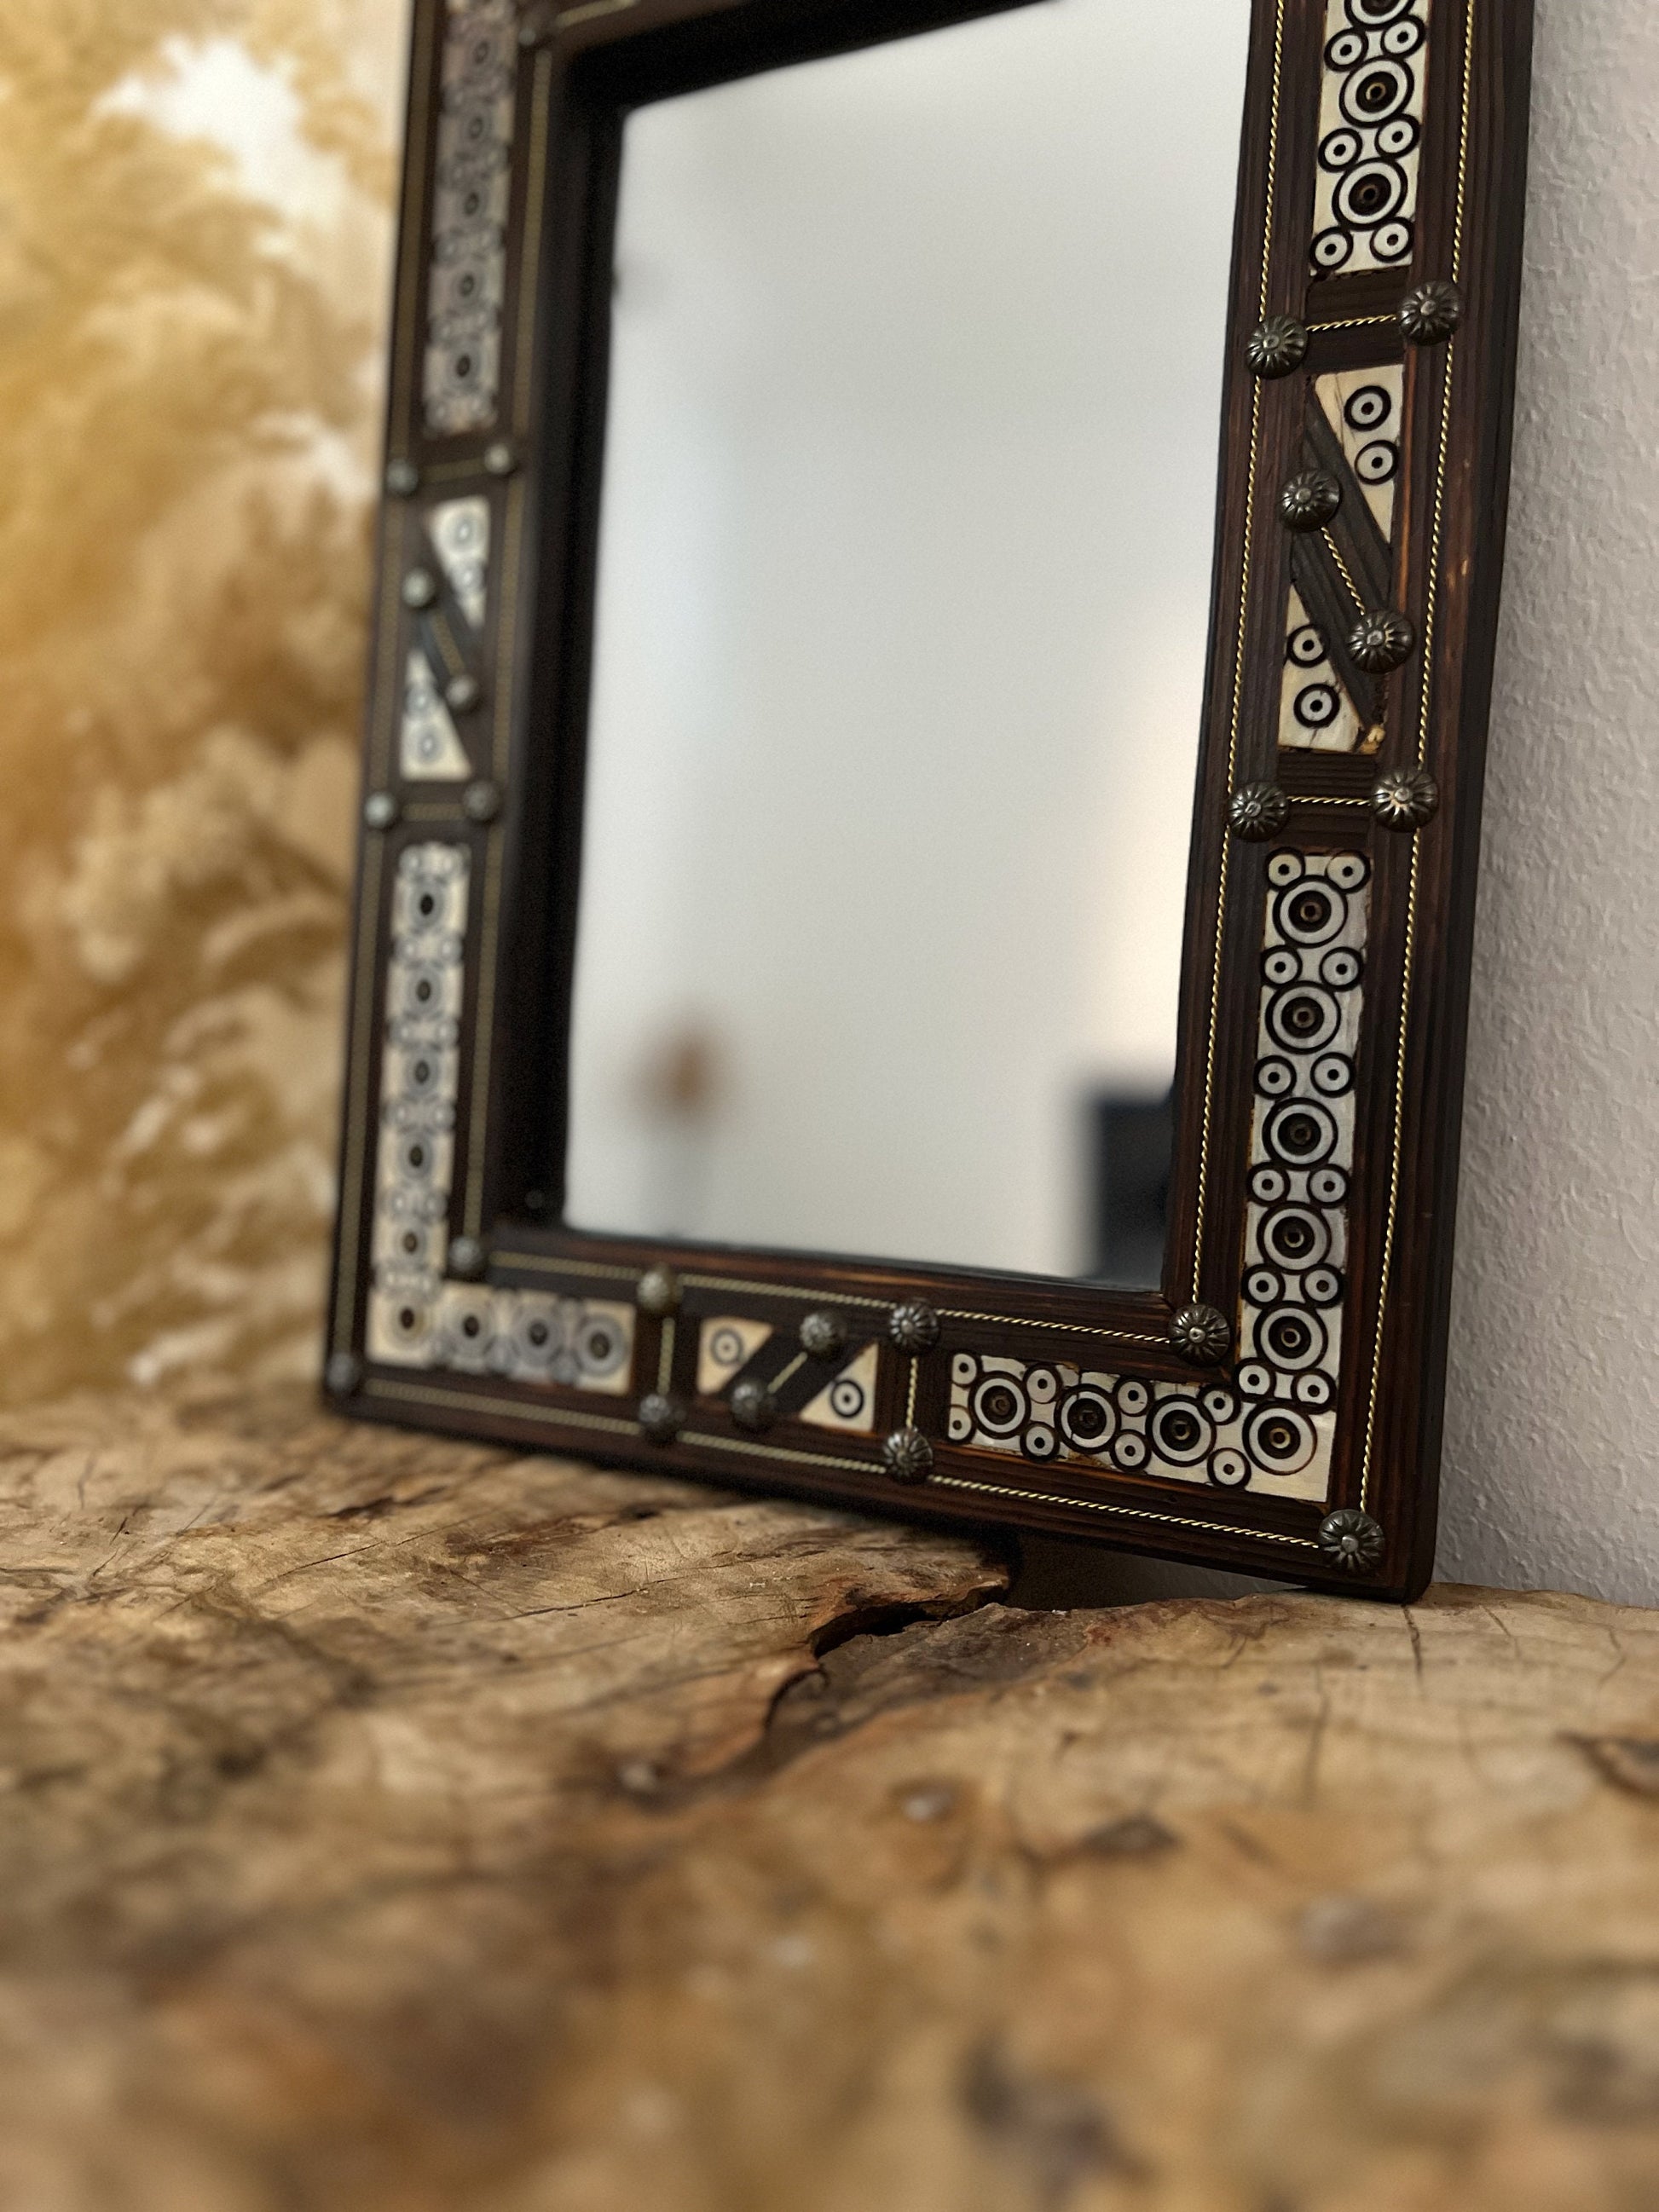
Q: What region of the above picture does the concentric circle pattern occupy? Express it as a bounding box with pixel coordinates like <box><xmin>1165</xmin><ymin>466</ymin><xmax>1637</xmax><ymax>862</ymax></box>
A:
<box><xmin>1311</xmin><ymin>0</ymin><xmax>1429</xmax><ymax>277</ymax></box>
<box><xmin>945</xmin><ymin>852</ymin><xmax>1368</xmax><ymax>1503</ymax></box>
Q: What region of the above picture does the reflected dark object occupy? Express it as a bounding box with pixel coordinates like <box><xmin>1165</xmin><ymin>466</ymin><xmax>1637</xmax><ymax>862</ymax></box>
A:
<box><xmin>1086</xmin><ymin>1091</ymin><xmax>1172</xmax><ymax>1288</ymax></box>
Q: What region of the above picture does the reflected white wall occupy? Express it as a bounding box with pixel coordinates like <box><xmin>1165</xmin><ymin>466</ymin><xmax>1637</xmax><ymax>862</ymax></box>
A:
<box><xmin>565</xmin><ymin>0</ymin><xmax>1251</xmax><ymax>1277</ymax></box>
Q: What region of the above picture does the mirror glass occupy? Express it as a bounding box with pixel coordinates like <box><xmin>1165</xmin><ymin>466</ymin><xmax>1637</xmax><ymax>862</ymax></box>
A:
<box><xmin>563</xmin><ymin>0</ymin><xmax>1250</xmax><ymax>1282</ymax></box>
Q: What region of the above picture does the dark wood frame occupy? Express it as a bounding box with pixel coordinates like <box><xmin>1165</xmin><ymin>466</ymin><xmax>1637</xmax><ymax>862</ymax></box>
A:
<box><xmin>326</xmin><ymin>0</ymin><xmax>1535</xmax><ymax>1600</ymax></box>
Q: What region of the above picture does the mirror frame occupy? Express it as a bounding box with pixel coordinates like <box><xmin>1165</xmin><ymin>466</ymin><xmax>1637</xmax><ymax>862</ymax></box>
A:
<box><xmin>327</xmin><ymin>0</ymin><xmax>1535</xmax><ymax>1600</ymax></box>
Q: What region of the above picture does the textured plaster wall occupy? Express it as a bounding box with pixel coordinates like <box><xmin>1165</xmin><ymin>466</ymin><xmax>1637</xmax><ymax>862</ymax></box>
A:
<box><xmin>0</xmin><ymin>3</ymin><xmax>403</xmax><ymax>1403</ymax></box>
<box><xmin>0</xmin><ymin>2</ymin><xmax>1654</xmax><ymax>1604</ymax></box>
<box><xmin>1434</xmin><ymin>0</ymin><xmax>1659</xmax><ymax>1608</ymax></box>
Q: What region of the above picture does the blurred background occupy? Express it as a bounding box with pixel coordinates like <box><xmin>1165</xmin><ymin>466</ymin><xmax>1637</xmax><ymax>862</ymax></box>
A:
<box><xmin>565</xmin><ymin>5</ymin><xmax>1246</xmax><ymax>1281</ymax></box>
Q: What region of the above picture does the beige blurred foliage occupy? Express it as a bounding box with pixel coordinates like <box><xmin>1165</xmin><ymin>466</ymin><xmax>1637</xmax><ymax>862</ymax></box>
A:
<box><xmin>0</xmin><ymin>0</ymin><xmax>405</xmax><ymax>1402</ymax></box>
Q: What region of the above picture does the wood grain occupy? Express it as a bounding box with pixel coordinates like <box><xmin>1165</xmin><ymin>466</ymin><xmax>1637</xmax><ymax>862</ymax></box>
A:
<box><xmin>2</xmin><ymin>1388</ymin><xmax>1656</xmax><ymax>2209</ymax></box>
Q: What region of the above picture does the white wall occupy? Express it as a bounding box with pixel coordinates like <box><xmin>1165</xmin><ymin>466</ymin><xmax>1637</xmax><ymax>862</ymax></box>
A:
<box><xmin>1435</xmin><ymin>0</ymin><xmax>1659</xmax><ymax>1606</ymax></box>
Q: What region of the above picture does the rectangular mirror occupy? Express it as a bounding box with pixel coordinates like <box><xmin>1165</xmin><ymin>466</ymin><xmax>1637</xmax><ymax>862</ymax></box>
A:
<box><xmin>566</xmin><ymin>0</ymin><xmax>1251</xmax><ymax>1283</ymax></box>
<box><xmin>329</xmin><ymin>0</ymin><xmax>1535</xmax><ymax>1602</ymax></box>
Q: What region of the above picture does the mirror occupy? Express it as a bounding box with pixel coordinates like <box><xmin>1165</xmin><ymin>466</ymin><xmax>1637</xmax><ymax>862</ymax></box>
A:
<box><xmin>563</xmin><ymin>0</ymin><xmax>1251</xmax><ymax>1282</ymax></box>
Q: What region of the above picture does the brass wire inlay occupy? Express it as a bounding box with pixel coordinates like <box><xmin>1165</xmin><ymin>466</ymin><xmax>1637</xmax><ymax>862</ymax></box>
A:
<box><xmin>1356</xmin><ymin>0</ymin><xmax>1477</xmax><ymax>1516</ymax></box>
<box><xmin>931</xmin><ymin>1475</ymin><xmax>1320</xmax><ymax>1551</ymax></box>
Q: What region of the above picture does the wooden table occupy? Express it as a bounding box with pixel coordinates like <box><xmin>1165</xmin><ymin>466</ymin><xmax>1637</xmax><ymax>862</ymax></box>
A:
<box><xmin>2</xmin><ymin>1387</ymin><xmax>1656</xmax><ymax>2209</ymax></box>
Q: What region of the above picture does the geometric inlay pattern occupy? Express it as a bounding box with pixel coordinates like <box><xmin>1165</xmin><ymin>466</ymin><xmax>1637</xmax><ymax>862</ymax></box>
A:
<box><xmin>1280</xmin><ymin>367</ymin><xmax>1404</xmax><ymax>754</ymax></box>
<box><xmin>695</xmin><ymin>1316</ymin><xmax>880</xmax><ymax>1435</ymax></box>
<box><xmin>424</xmin><ymin>0</ymin><xmax>517</xmax><ymax>435</ymax></box>
<box><xmin>402</xmin><ymin>497</ymin><xmax>490</xmax><ymax>780</ymax></box>
<box><xmin>1310</xmin><ymin>0</ymin><xmax>1431</xmax><ymax>280</ymax></box>
<box><xmin>367</xmin><ymin>841</ymin><xmax>636</xmax><ymax>1390</ymax></box>
<box><xmin>946</xmin><ymin>852</ymin><xmax>1370</xmax><ymax>1503</ymax></box>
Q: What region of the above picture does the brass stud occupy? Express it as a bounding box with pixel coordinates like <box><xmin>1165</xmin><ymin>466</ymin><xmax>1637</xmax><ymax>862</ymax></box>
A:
<box><xmin>325</xmin><ymin>1352</ymin><xmax>362</xmax><ymax>1396</ymax></box>
<box><xmin>402</xmin><ymin>568</ymin><xmax>437</xmax><ymax>609</ymax></box>
<box><xmin>639</xmin><ymin>1392</ymin><xmax>685</xmax><ymax>1445</ymax></box>
<box><xmin>445</xmin><ymin>673</ymin><xmax>481</xmax><ymax>713</ymax></box>
<box><xmin>731</xmin><ymin>1378</ymin><xmax>777</xmax><ymax>1434</ymax></box>
<box><xmin>1317</xmin><ymin>1508</ymin><xmax>1386</xmax><ymax>1575</ymax></box>
<box><xmin>882</xmin><ymin>1429</ymin><xmax>934</xmax><ymax>1485</ymax></box>
<box><xmin>800</xmin><ymin>1310</ymin><xmax>847</xmax><ymax>1361</ymax></box>
<box><xmin>385</xmin><ymin>459</ymin><xmax>420</xmax><ymax>497</ymax></box>
<box><xmin>636</xmin><ymin>1265</ymin><xmax>680</xmax><ymax>1317</ymax></box>
<box><xmin>1400</xmin><ymin>280</ymin><xmax>1461</xmax><ymax>346</ymax></box>
<box><xmin>448</xmin><ymin>1235</ymin><xmax>486</xmax><ymax>1279</ymax></box>
<box><xmin>1280</xmin><ymin>470</ymin><xmax>1342</xmax><ymax>532</ymax></box>
<box><xmin>1247</xmin><ymin>315</ymin><xmax>1309</xmax><ymax>378</ymax></box>
<box><xmin>1171</xmin><ymin>1305</ymin><xmax>1231</xmax><ymax>1366</ymax></box>
<box><xmin>1349</xmin><ymin>609</ymin><xmax>1416</xmax><ymax>673</ymax></box>
<box><xmin>363</xmin><ymin>790</ymin><xmax>400</xmax><ymax>831</ymax></box>
<box><xmin>1229</xmin><ymin>783</ymin><xmax>1292</xmax><ymax>842</ymax></box>
<box><xmin>1371</xmin><ymin>765</ymin><xmax>1440</xmax><ymax>830</ymax></box>
<box><xmin>888</xmin><ymin>1299</ymin><xmax>940</xmax><ymax>1354</ymax></box>
<box><xmin>464</xmin><ymin>780</ymin><xmax>502</xmax><ymax>823</ymax></box>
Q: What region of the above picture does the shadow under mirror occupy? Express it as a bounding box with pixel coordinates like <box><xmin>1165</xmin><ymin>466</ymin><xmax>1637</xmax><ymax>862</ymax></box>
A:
<box><xmin>564</xmin><ymin>0</ymin><xmax>1251</xmax><ymax>1284</ymax></box>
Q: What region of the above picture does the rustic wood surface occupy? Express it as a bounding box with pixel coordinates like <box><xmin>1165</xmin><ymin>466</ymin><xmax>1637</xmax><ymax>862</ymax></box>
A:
<box><xmin>1</xmin><ymin>1388</ymin><xmax>1656</xmax><ymax>2211</ymax></box>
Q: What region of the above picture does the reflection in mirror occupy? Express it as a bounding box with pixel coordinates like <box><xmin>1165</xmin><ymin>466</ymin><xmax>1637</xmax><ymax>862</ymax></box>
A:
<box><xmin>564</xmin><ymin>0</ymin><xmax>1250</xmax><ymax>1283</ymax></box>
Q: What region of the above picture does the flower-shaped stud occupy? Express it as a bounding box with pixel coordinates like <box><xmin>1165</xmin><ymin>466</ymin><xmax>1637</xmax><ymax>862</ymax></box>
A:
<box><xmin>799</xmin><ymin>1309</ymin><xmax>847</xmax><ymax>1361</ymax></box>
<box><xmin>1349</xmin><ymin>609</ymin><xmax>1416</xmax><ymax>673</ymax></box>
<box><xmin>1317</xmin><ymin>1509</ymin><xmax>1386</xmax><ymax>1575</ymax></box>
<box><xmin>448</xmin><ymin>1235</ymin><xmax>486</xmax><ymax>1280</ymax></box>
<box><xmin>730</xmin><ymin>1378</ymin><xmax>777</xmax><ymax>1434</ymax></box>
<box><xmin>1229</xmin><ymin>783</ymin><xmax>1292</xmax><ymax>842</ymax></box>
<box><xmin>1400</xmin><ymin>280</ymin><xmax>1461</xmax><ymax>347</ymax></box>
<box><xmin>888</xmin><ymin>1299</ymin><xmax>940</xmax><ymax>1354</ymax></box>
<box><xmin>1371</xmin><ymin>765</ymin><xmax>1440</xmax><ymax>830</ymax></box>
<box><xmin>1280</xmin><ymin>470</ymin><xmax>1342</xmax><ymax>532</ymax></box>
<box><xmin>636</xmin><ymin>1264</ymin><xmax>680</xmax><ymax>1317</ymax></box>
<box><xmin>882</xmin><ymin>1429</ymin><xmax>934</xmax><ymax>1486</ymax></box>
<box><xmin>1171</xmin><ymin>1305</ymin><xmax>1232</xmax><ymax>1366</ymax></box>
<box><xmin>1247</xmin><ymin>315</ymin><xmax>1309</xmax><ymax>378</ymax></box>
<box><xmin>639</xmin><ymin>1391</ymin><xmax>685</xmax><ymax>1446</ymax></box>
<box><xmin>325</xmin><ymin>1352</ymin><xmax>362</xmax><ymax>1397</ymax></box>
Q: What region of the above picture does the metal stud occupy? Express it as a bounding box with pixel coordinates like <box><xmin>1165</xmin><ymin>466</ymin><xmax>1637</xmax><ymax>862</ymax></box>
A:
<box><xmin>384</xmin><ymin>458</ymin><xmax>420</xmax><ymax>497</ymax></box>
<box><xmin>445</xmin><ymin>673</ymin><xmax>482</xmax><ymax>713</ymax></box>
<box><xmin>1349</xmin><ymin>609</ymin><xmax>1416</xmax><ymax>674</ymax></box>
<box><xmin>1371</xmin><ymin>765</ymin><xmax>1440</xmax><ymax>830</ymax></box>
<box><xmin>639</xmin><ymin>1392</ymin><xmax>685</xmax><ymax>1446</ymax></box>
<box><xmin>799</xmin><ymin>1310</ymin><xmax>847</xmax><ymax>1361</ymax></box>
<box><xmin>324</xmin><ymin>1351</ymin><xmax>363</xmax><ymax>1397</ymax></box>
<box><xmin>483</xmin><ymin>440</ymin><xmax>518</xmax><ymax>475</ymax></box>
<box><xmin>1280</xmin><ymin>469</ymin><xmax>1342</xmax><ymax>532</ymax></box>
<box><xmin>516</xmin><ymin>6</ymin><xmax>552</xmax><ymax>48</ymax></box>
<box><xmin>1229</xmin><ymin>783</ymin><xmax>1291</xmax><ymax>842</ymax></box>
<box><xmin>731</xmin><ymin>1378</ymin><xmax>777</xmax><ymax>1434</ymax></box>
<box><xmin>363</xmin><ymin>790</ymin><xmax>400</xmax><ymax>831</ymax></box>
<box><xmin>636</xmin><ymin>1265</ymin><xmax>680</xmax><ymax>1317</ymax></box>
<box><xmin>1247</xmin><ymin>315</ymin><xmax>1309</xmax><ymax>379</ymax></box>
<box><xmin>882</xmin><ymin>1429</ymin><xmax>934</xmax><ymax>1485</ymax></box>
<box><xmin>464</xmin><ymin>780</ymin><xmax>502</xmax><ymax>823</ymax></box>
<box><xmin>448</xmin><ymin>1235</ymin><xmax>486</xmax><ymax>1280</ymax></box>
<box><xmin>1400</xmin><ymin>280</ymin><xmax>1461</xmax><ymax>347</ymax></box>
<box><xmin>402</xmin><ymin>568</ymin><xmax>437</xmax><ymax>610</ymax></box>
<box><xmin>1317</xmin><ymin>1508</ymin><xmax>1386</xmax><ymax>1575</ymax></box>
<box><xmin>887</xmin><ymin>1299</ymin><xmax>940</xmax><ymax>1354</ymax></box>
<box><xmin>1171</xmin><ymin>1305</ymin><xmax>1231</xmax><ymax>1366</ymax></box>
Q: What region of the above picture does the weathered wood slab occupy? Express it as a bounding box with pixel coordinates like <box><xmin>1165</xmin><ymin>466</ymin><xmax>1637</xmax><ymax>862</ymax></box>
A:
<box><xmin>1</xmin><ymin>1389</ymin><xmax>1656</xmax><ymax>2210</ymax></box>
